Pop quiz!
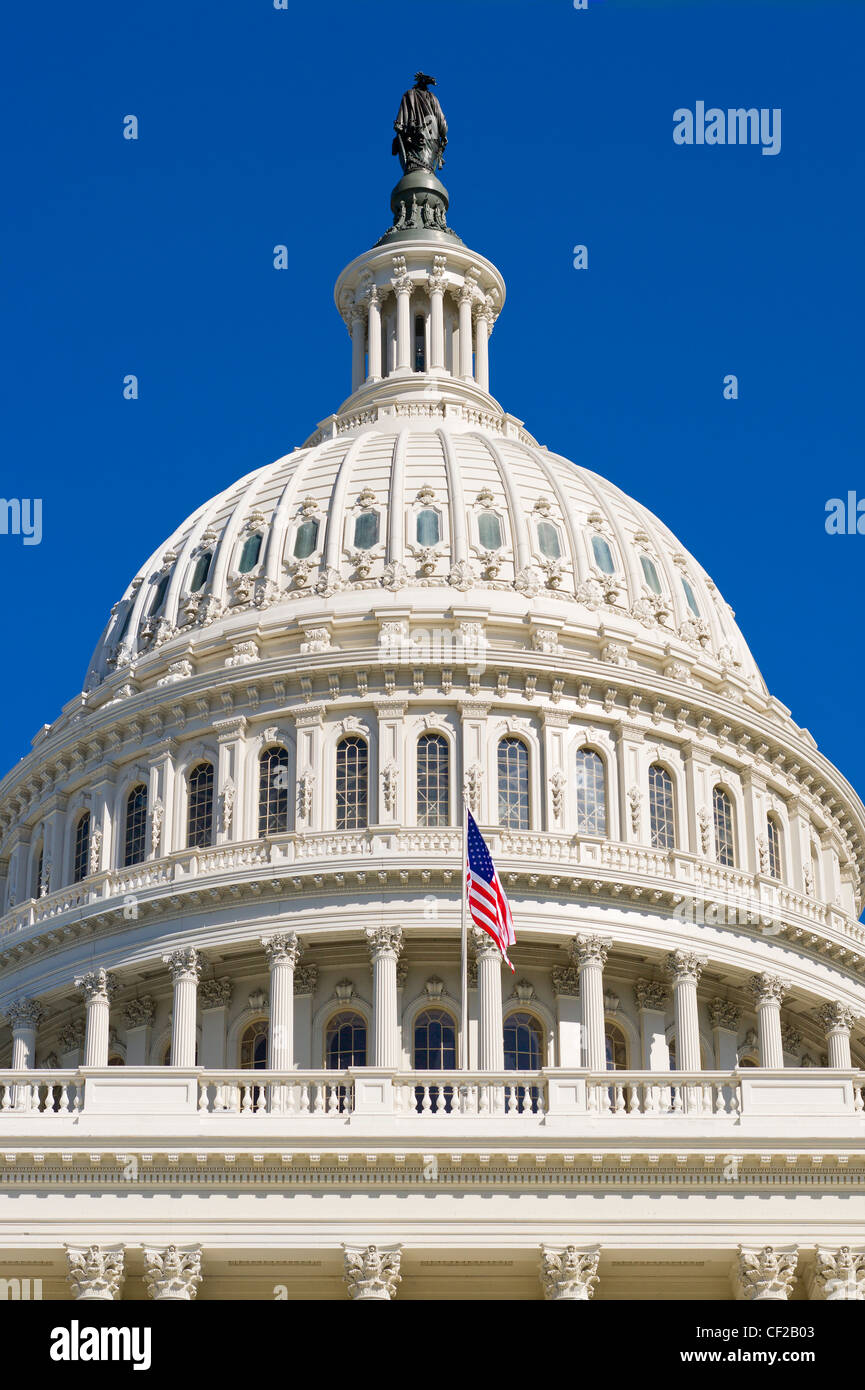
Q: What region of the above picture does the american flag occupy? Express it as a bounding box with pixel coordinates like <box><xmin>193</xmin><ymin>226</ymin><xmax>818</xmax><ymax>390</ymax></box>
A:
<box><xmin>466</xmin><ymin>810</ymin><xmax>516</xmax><ymax>971</ymax></box>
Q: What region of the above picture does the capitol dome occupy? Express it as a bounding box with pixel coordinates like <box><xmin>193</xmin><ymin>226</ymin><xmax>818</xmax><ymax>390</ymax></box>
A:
<box><xmin>1</xmin><ymin>77</ymin><xmax>864</xmax><ymax>1305</ymax></box>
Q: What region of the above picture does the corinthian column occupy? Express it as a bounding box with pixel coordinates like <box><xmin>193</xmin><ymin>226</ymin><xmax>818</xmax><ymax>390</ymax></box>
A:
<box><xmin>539</xmin><ymin>1246</ymin><xmax>600</xmax><ymax>1301</ymax></box>
<box><xmin>350</xmin><ymin>304</ymin><xmax>366</xmax><ymax>393</ymax></box>
<box><xmin>366</xmin><ymin>926</ymin><xmax>402</xmax><ymax>1067</ymax></box>
<box><xmin>6</xmin><ymin>998</ymin><xmax>43</xmax><ymax>1070</ymax></box>
<box><xmin>732</xmin><ymin>1246</ymin><xmax>798</xmax><ymax>1301</ymax></box>
<box><xmin>143</xmin><ymin>1245</ymin><xmax>202</xmax><ymax>1301</ymax></box>
<box><xmin>816</xmin><ymin>1001</ymin><xmax>857</xmax><ymax>1069</ymax></box>
<box><xmin>571</xmin><ymin>935</ymin><xmax>612</xmax><ymax>1069</ymax></box>
<box><xmin>343</xmin><ymin>1245</ymin><xmax>402</xmax><ymax>1301</ymax></box>
<box><xmin>457</xmin><ymin>283</ymin><xmax>474</xmax><ymax>379</ymax></box>
<box><xmin>162</xmin><ymin>948</ymin><xmax>204</xmax><ymax>1067</ymax></box>
<box><xmin>74</xmin><ymin>971</ymin><xmax>117</xmax><ymax>1068</ymax></box>
<box><xmin>393</xmin><ymin>275</ymin><xmax>412</xmax><ymax>373</ymax></box>
<box><xmin>474</xmin><ymin>929</ymin><xmax>504</xmax><ymax>1070</ymax></box>
<box><xmin>263</xmin><ymin>932</ymin><xmax>302</xmax><ymax>1070</ymax></box>
<box><xmin>367</xmin><ymin>287</ymin><xmax>382</xmax><ymax>380</ymax></box>
<box><xmin>808</xmin><ymin>1247</ymin><xmax>865</xmax><ymax>1301</ymax></box>
<box><xmin>665</xmin><ymin>951</ymin><xmax>707</xmax><ymax>1071</ymax></box>
<box><xmin>474</xmin><ymin>298</ymin><xmax>492</xmax><ymax>392</ymax></box>
<box><xmin>427</xmin><ymin>265</ymin><xmax>446</xmax><ymax>369</ymax></box>
<box><xmin>65</xmin><ymin>1246</ymin><xmax>125</xmax><ymax>1301</ymax></box>
<box><xmin>749</xmin><ymin>973</ymin><xmax>791</xmax><ymax>1067</ymax></box>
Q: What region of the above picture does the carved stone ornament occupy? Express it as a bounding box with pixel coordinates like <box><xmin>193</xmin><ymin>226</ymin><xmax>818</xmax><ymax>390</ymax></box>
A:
<box><xmin>697</xmin><ymin>806</ymin><xmax>712</xmax><ymax>855</ymax></box>
<box><xmin>635</xmin><ymin>979</ymin><xmax>669</xmax><ymax>1012</ymax></box>
<box><xmin>749</xmin><ymin>972</ymin><xmax>791</xmax><ymax>1006</ymax></box>
<box><xmin>220</xmin><ymin>777</ymin><xmax>235</xmax><ymax>834</ymax></box>
<box><xmin>66</xmin><ymin>1245</ymin><xmax>126</xmax><ymax>1302</ymax></box>
<box><xmin>810</xmin><ymin>1247</ymin><xmax>865</xmax><ymax>1301</ymax></box>
<box><xmin>88</xmin><ymin>826</ymin><xmax>102</xmax><ymax>876</ymax></box>
<box><xmin>549</xmin><ymin>768</ymin><xmax>566</xmax><ymax>821</ymax></box>
<box><xmin>150</xmin><ymin>797</ymin><xmax>164</xmax><ymax>854</ymax></box>
<box><xmin>199</xmin><ymin>979</ymin><xmax>232</xmax><ymax>1010</ymax></box>
<box><xmin>162</xmin><ymin>947</ymin><xmax>204</xmax><ymax>985</ymax></box>
<box><xmin>366</xmin><ymin>924</ymin><xmax>403</xmax><ymax>960</ymax></box>
<box><xmin>343</xmin><ymin>1244</ymin><xmax>402</xmax><ymax>1301</ymax></box>
<box><xmin>571</xmin><ymin>934</ymin><xmax>613</xmax><ymax>969</ymax></box>
<box><xmin>627</xmin><ymin>785</ymin><xmax>642</xmax><ymax>835</ymax></box>
<box><xmin>539</xmin><ymin>1246</ymin><xmax>600</xmax><ymax>1301</ymax></box>
<box><xmin>122</xmin><ymin>996</ymin><xmax>156</xmax><ymax>1029</ymax></box>
<box><xmin>732</xmin><ymin>1246</ymin><xmax>798</xmax><ymax>1302</ymax></box>
<box><xmin>665</xmin><ymin>950</ymin><xmax>707</xmax><ymax>986</ymax></box>
<box><xmin>708</xmin><ymin>998</ymin><xmax>742</xmax><ymax>1030</ymax></box>
<box><xmin>464</xmin><ymin>762</ymin><xmax>482</xmax><ymax>816</ymax></box>
<box><xmin>381</xmin><ymin>761</ymin><xmax>399</xmax><ymax>812</ymax></box>
<box><xmin>142</xmin><ymin>1245</ymin><xmax>203</xmax><ymax>1302</ymax></box>
<box><xmin>6</xmin><ymin>996</ymin><xmax>44</xmax><ymax>1031</ymax></box>
<box><xmin>262</xmin><ymin>931</ymin><xmax>302</xmax><ymax>969</ymax></box>
<box><xmin>75</xmin><ymin>970</ymin><xmax>118</xmax><ymax>1004</ymax></box>
<box><xmin>294</xmin><ymin>964</ymin><xmax>319</xmax><ymax>997</ymax></box>
<box><xmin>816</xmin><ymin>1000</ymin><xmax>857</xmax><ymax>1034</ymax></box>
<box><xmin>552</xmin><ymin>966</ymin><xmax>580</xmax><ymax>997</ymax></box>
<box><xmin>424</xmin><ymin>976</ymin><xmax>445</xmax><ymax>1000</ymax></box>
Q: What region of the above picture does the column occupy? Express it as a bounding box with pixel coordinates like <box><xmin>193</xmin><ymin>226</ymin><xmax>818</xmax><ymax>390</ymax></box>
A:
<box><xmin>539</xmin><ymin>1246</ymin><xmax>600</xmax><ymax>1301</ymax></box>
<box><xmin>552</xmin><ymin>967</ymin><xmax>581</xmax><ymax>1068</ymax></box>
<box><xmin>366</xmin><ymin>926</ymin><xmax>402</xmax><ymax>1068</ymax></box>
<box><xmin>367</xmin><ymin>287</ymin><xmax>383</xmax><ymax>380</ymax></box>
<box><xmin>7</xmin><ymin>997</ymin><xmax>43</xmax><ymax>1069</ymax></box>
<box><xmin>343</xmin><ymin>1245</ymin><xmax>402</xmax><ymax>1301</ymax></box>
<box><xmin>474</xmin><ymin>299</ymin><xmax>491</xmax><ymax>392</ymax></box>
<box><xmin>199</xmin><ymin>980</ymin><xmax>232</xmax><ymax>1068</ymax></box>
<box><xmin>428</xmin><ymin>265</ymin><xmax>445</xmax><ymax>370</ymax></box>
<box><xmin>572</xmin><ymin>935</ymin><xmax>611</xmax><ymax>1070</ymax></box>
<box><xmin>263</xmin><ymin>932</ymin><xmax>301</xmax><ymax>1069</ymax></box>
<box><xmin>393</xmin><ymin>275</ymin><xmax>412</xmax><ymax>373</ymax></box>
<box><xmin>749</xmin><ymin>972</ymin><xmax>790</xmax><ymax>1067</ymax></box>
<box><xmin>816</xmin><ymin>1001</ymin><xmax>856</xmax><ymax>1068</ymax></box>
<box><xmin>350</xmin><ymin>304</ymin><xmax>366</xmax><ymax>392</ymax></box>
<box><xmin>163</xmin><ymin>948</ymin><xmax>203</xmax><ymax>1067</ymax></box>
<box><xmin>475</xmin><ymin>930</ymin><xmax>504</xmax><ymax>1070</ymax></box>
<box><xmin>665</xmin><ymin>950</ymin><xmax>706</xmax><ymax>1071</ymax></box>
<box><xmin>634</xmin><ymin>979</ymin><xmax>670</xmax><ymax>1070</ymax></box>
<box><xmin>75</xmin><ymin>970</ymin><xmax>117</xmax><ymax>1067</ymax></box>
<box><xmin>122</xmin><ymin>996</ymin><xmax>155</xmax><ymax>1066</ymax></box>
<box><xmin>293</xmin><ymin>964</ymin><xmax>318</xmax><ymax>1070</ymax></box>
<box><xmin>808</xmin><ymin>1248</ymin><xmax>865</xmax><ymax>1301</ymax></box>
<box><xmin>143</xmin><ymin>1246</ymin><xmax>202</xmax><ymax>1301</ymax></box>
<box><xmin>66</xmin><ymin>1246</ymin><xmax>125</xmax><ymax>1301</ymax></box>
<box><xmin>708</xmin><ymin>998</ymin><xmax>742</xmax><ymax>1070</ymax></box>
<box><xmin>457</xmin><ymin>284</ymin><xmax>474</xmax><ymax>379</ymax></box>
<box><xmin>732</xmin><ymin>1246</ymin><xmax>798</xmax><ymax>1301</ymax></box>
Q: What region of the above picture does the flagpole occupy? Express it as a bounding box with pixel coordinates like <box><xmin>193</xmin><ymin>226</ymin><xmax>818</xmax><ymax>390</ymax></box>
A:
<box><xmin>460</xmin><ymin>797</ymin><xmax>469</xmax><ymax>1071</ymax></box>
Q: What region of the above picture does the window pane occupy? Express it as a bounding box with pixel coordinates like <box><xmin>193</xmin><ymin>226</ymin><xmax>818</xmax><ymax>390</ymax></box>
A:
<box><xmin>336</xmin><ymin>736</ymin><xmax>368</xmax><ymax>830</ymax></box>
<box><xmin>258</xmin><ymin>747</ymin><xmax>289</xmax><ymax>837</ymax></box>
<box><xmin>591</xmin><ymin>534</ymin><xmax>614</xmax><ymax>574</ymax></box>
<box><xmin>648</xmin><ymin>764</ymin><xmax>675</xmax><ymax>850</ymax></box>
<box><xmin>293</xmin><ymin>518</ymin><xmax>319</xmax><ymax>559</ymax></box>
<box><xmin>682</xmin><ymin>577</ymin><xmax>700</xmax><ymax>617</ymax></box>
<box><xmin>150</xmin><ymin>572</ymin><xmax>170</xmax><ymax>616</ymax></box>
<box><xmin>73</xmin><ymin>812</ymin><xmax>91</xmax><ymax>884</ymax></box>
<box><xmin>417</xmin><ymin>733</ymin><xmax>449</xmax><ymax>827</ymax></box>
<box><xmin>416</xmin><ymin>509</ymin><xmax>440</xmax><ymax>545</ymax></box>
<box><xmin>238</xmin><ymin>533</ymin><xmax>262</xmax><ymax>573</ymax></box>
<box><xmin>325</xmin><ymin>1012</ymin><xmax>367</xmax><ymax>1068</ymax></box>
<box><xmin>413</xmin><ymin>1009</ymin><xmax>456</xmax><ymax>1069</ymax></box>
<box><xmin>187</xmin><ymin>762</ymin><xmax>215</xmax><ymax>849</ymax></box>
<box><xmin>240</xmin><ymin>1020</ymin><xmax>269</xmax><ymax>1070</ymax></box>
<box><xmin>576</xmin><ymin>748</ymin><xmax>607</xmax><ymax>837</ymax></box>
<box><xmin>189</xmin><ymin>551</ymin><xmax>212</xmax><ymax>592</ymax></box>
<box><xmin>713</xmin><ymin>787</ymin><xmax>735</xmax><ymax>867</ymax></box>
<box><xmin>498</xmin><ymin>737</ymin><xmax>529</xmax><ymax>830</ymax></box>
<box><xmin>503</xmin><ymin>1013</ymin><xmax>543</xmax><ymax>1069</ymax></box>
<box><xmin>605</xmin><ymin>1024</ymin><xmax>628</xmax><ymax>1070</ymax></box>
<box><xmin>478</xmin><ymin>511</ymin><xmax>502</xmax><ymax>550</ymax></box>
<box><xmin>124</xmin><ymin>784</ymin><xmax>148</xmax><ymax>866</ymax></box>
<box><xmin>640</xmin><ymin>555</ymin><xmax>661</xmax><ymax>594</ymax></box>
<box><xmin>537</xmin><ymin>520</ymin><xmax>561</xmax><ymax>558</ymax></box>
<box><xmin>353</xmin><ymin>512</ymin><xmax>379</xmax><ymax>550</ymax></box>
<box><xmin>766</xmin><ymin>817</ymin><xmax>782</xmax><ymax>880</ymax></box>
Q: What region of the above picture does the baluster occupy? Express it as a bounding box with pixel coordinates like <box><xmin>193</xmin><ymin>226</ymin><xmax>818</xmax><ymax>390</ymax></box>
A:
<box><xmin>326</xmin><ymin>1083</ymin><xmax>339</xmax><ymax>1114</ymax></box>
<box><xmin>241</xmin><ymin>1083</ymin><xmax>253</xmax><ymax>1113</ymax></box>
<box><xmin>672</xmin><ymin>1086</ymin><xmax>683</xmax><ymax>1113</ymax></box>
<box><xmin>628</xmin><ymin>1082</ymin><xmax>640</xmax><ymax>1114</ymax></box>
<box><xmin>586</xmin><ymin>1083</ymin><xmax>597</xmax><ymax>1114</ymax></box>
<box><xmin>56</xmin><ymin>1082</ymin><xmax>69</xmax><ymax>1115</ymax></box>
<box><xmin>613</xmin><ymin>1083</ymin><xmax>625</xmax><ymax>1114</ymax></box>
<box><xmin>854</xmin><ymin>1084</ymin><xmax>864</xmax><ymax>1114</ymax></box>
<box><xmin>714</xmin><ymin>1082</ymin><xmax>727</xmax><ymax>1115</ymax></box>
<box><xmin>535</xmin><ymin>1084</ymin><xmax>545</xmax><ymax>1118</ymax></box>
<box><xmin>300</xmin><ymin>1081</ymin><xmax>311</xmax><ymax>1114</ymax></box>
<box><xmin>313</xmin><ymin>1081</ymin><xmax>325</xmax><ymax>1114</ymax></box>
<box><xmin>729</xmin><ymin>1085</ymin><xmax>741</xmax><ymax>1118</ymax></box>
<box><xmin>478</xmin><ymin>1084</ymin><xmax>490</xmax><ymax>1115</ymax></box>
<box><xmin>285</xmin><ymin>1081</ymin><xmax>296</xmax><ymax>1115</ymax></box>
<box><xmin>506</xmin><ymin>1085</ymin><xmax>517</xmax><ymax>1115</ymax></box>
<box><xmin>198</xmin><ymin>1081</ymin><xmax>208</xmax><ymax>1113</ymax></box>
<box><xmin>641</xmin><ymin>1082</ymin><xmax>655</xmax><ymax>1114</ymax></box>
<box><xmin>421</xmin><ymin>1084</ymin><xmax>432</xmax><ymax>1115</ymax></box>
<box><xmin>1</xmin><ymin>1083</ymin><xmax>10</xmax><ymax>1112</ymax></box>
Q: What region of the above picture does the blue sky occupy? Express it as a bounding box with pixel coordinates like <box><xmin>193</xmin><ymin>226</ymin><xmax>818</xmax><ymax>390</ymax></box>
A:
<box><xmin>2</xmin><ymin>0</ymin><xmax>863</xmax><ymax>805</ymax></box>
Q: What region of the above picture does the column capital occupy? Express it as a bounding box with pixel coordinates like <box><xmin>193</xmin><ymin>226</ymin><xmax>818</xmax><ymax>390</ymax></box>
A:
<box><xmin>749</xmin><ymin>972</ymin><xmax>791</xmax><ymax>1006</ymax></box>
<box><xmin>143</xmin><ymin>1245</ymin><xmax>202</xmax><ymax>1301</ymax></box>
<box><xmin>634</xmin><ymin>979</ymin><xmax>669</xmax><ymax>1012</ymax></box>
<box><xmin>392</xmin><ymin>275</ymin><xmax>413</xmax><ymax>297</ymax></box>
<box><xmin>343</xmin><ymin>1244</ymin><xmax>402</xmax><ymax>1301</ymax></box>
<box><xmin>65</xmin><ymin>1245</ymin><xmax>125</xmax><ymax>1301</ymax></box>
<box><xmin>571</xmin><ymin>934</ymin><xmax>613</xmax><ymax>968</ymax></box>
<box><xmin>472</xmin><ymin>927</ymin><xmax>503</xmax><ymax>961</ymax></box>
<box><xmin>815</xmin><ymin>1000</ymin><xmax>857</xmax><ymax>1035</ymax></box>
<box><xmin>665</xmin><ymin>950</ymin><xmax>707</xmax><ymax>986</ymax></box>
<box><xmin>294</xmin><ymin>964</ymin><xmax>319</xmax><ymax>997</ymax></box>
<box><xmin>809</xmin><ymin>1247</ymin><xmax>865</xmax><ymax>1301</ymax></box>
<box><xmin>732</xmin><ymin>1246</ymin><xmax>798</xmax><ymax>1301</ymax></box>
<box><xmin>539</xmin><ymin>1245</ymin><xmax>600</xmax><ymax>1301</ymax></box>
<box><xmin>121</xmin><ymin>996</ymin><xmax>156</xmax><ymax>1029</ymax></box>
<box><xmin>552</xmin><ymin>966</ymin><xmax>581</xmax><ymax>998</ymax></box>
<box><xmin>74</xmin><ymin>970</ymin><xmax>118</xmax><ymax>1004</ymax></box>
<box><xmin>199</xmin><ymin>979</ymin><xmax>232</xmax><ymax>1011</ymax></box>
<box><xmin>708</xmin><ymin>997</ymin><xmax>742</xmax><ymax>1030</ymax></box>
<box><xmin>162</xmin><ymin>947</ymin><xmax>204</xmax><ymax>985</ymax></box>
<box><xmin>262</xmin><ymin>931</ymin><xmax>303</xmax><ymax>969</ymax></box>
<box><xmin>6</xmin><ymin>996</ymin><xmax>44</xmax><ymax>1030</ymax></box>
<box><xmin>366</xmin><ymin>924</ymin><xmax>403</xmax><ymax>961</ymax></box>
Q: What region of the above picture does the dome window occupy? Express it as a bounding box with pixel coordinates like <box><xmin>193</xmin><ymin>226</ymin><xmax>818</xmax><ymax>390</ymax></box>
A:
<box><xmin>497</xmin><ymin>736</ymin><xmax>529</xmax><ymax>830</ymax></box>
<box><xmin>187</xmin><ymin>762</ymin><xmax>215</xmax><ymax>850</ymax></box>
<box><xmin>336</xmin><ymin>735</ymin><xmax>369</xmax><ymax>830</ymax></box>
<box><xmin>478</xmin><ymin>511</ymin><xmax>503</xmax><ymax>551</ymax></box>
<box><xmin>115</xmin><ymin>603</ymin><xmax>133</xmax><ymax>643</ymax></box>
<box><xmin>238</xmin><ymin>533</ymin><xmax>263</xmax><ymax>574</ymax></box>
<box><xmin>353</xmin><ymin>511</ymin><xmax>379</xmax><ymax>550</ymax></box>
<box><xmin>189</xmin><ymin>551</ymin><xmax>212</xmax><ymax>593</ymax></box>
<box><xmin>648</xmin><ymin>764</ymin><xmax>676</xmax><ymax>850</ymax></box>
<box><xmin>537</xmin><ymin>520</ymin><xmax>561</xmax><ymax>559</ymax></box>
<box><xmin>416</xmin><ymin>509</ymin><xmax>441</xmax><ymax>546</ymax></box>
<box><xmin>258</xmin><ymin>746</ymin><xmax>290</xmax><ymax>838</ymax></box>
<box><xmin>640</xmin><ymin>555</ymin><xmax>662</xmax><ymax>594</ymax></box>
<box><xmin>591</xmin><ymin>535</ymin><xmax>615</xmax><ymax>574</ymax></box>
<box><xmin>576</xmin><ymin>748</ymin><xmax>607</xmax><ymax>837</ymax></box>
<box><xmin>713</xmin><ymin>787</ymin><xmax>736</xmax><ymax>867</ymax></box>
<box><xmin>73</xmin><ymin>811</ymin><xmax>91</xmax><ymax>884</ymax></box>
<box><xmin>124</xmin><ymin>784</ymin><xmax>148</xmax><ymax>867</ymax></box>
<box><xmin>682</xmin><ymin>576</ymin><xmax>701</xmax><ymax>617</ymax></box>
<box><xmin>149</xmin><ymin>571</ymin><xmax>171</xmax><ymax>616</ymax></box>
<box><xmin>293</xmin><ymin>518</ymin><xmax>320</xmax><ymax>559</ymax></box>
<box><xmin>414</xmin><ymin>313</ymin><xmax>426</xmax><ymax>372</ymax></box>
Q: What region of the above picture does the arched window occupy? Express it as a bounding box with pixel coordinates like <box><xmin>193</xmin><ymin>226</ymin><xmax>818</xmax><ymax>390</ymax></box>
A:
<box><xmin>413</xmin><ymin>1007</ymin><xmax>456</xmax><ymax>1113</ymax></box>
<box><xmin>188</xmin><ymin>551</ymin><xmax>212</xmax><ymax>593</ymax></box>
<box><xmin>34</xmin><ymin>845</ymin><xmax>44</xmax><ymax>898</ymax></box>
<box><xmin>713</xmin><ymin>787</ymin><xmax>735</xmax><ymax>867</ymax></box>
<box><xmin>258</xmin><ymin>746</ymin><xmax>289</xmax><ymax>838</ymax></box>
<box><xmin>336</xmin><ymin>736</ymin><xmax>368</xmax><ymax>831</ymax></box>
<box><xmin>293</xmin><ymin>518</ymin><xmax>319</xmax><ymax>559</ymax></box>
<box><xmin>766</xmin><ymin>815</ymin><xmax>782</xmax><ymax>880</ymax></box>
<box><xmin>416</xmin><ymin>509</ymin><xmax>440</xmax><ymax>545</ymax></box>
<box><xmin>605</xmin><ymin>1022</ymin><xmax>628</xmax><ymax>1070</ymax></box>
<box><xmin>124</xmin><ymin>784</ymin><xmax>148</xmax><ymax>867</ymax></box>
<box><xmin>682</xmin><ymin>576</ymin><xmax>701</xmax><ymax>617</ymax></box>
<box><xmin>238</xmin><ymin>532</ymin><xmax>262</xmax><ymax>573</ymax></box>
<box><xmin>537</xmin><ymin>520</ymin><xmax>561</xmax><ymax>559</ymax></box>
<box><xmin>149</xmin><ymin>571</ymin><xmax>170</xmax><ymax>616</ymax></box>
<box><xmin>648</xmin><ymin>764</ymin><xmax>675</xmax><ymax>850</ymax></box>
<box><xmin>73</xmin><ymin>812</ymin><xmax>91</xmax><ymax>883</ymax></box>
<box><xmin>503</xmin><ymin>1012</ymin><xmax>544</xmax><ymax>1069</ymax></box>
<box><xmin>240</xmin><ymin>1019</ymin><xmax>269</xmax><ymax>1070</ymax></box>
<box><xmin>187</xmin><ymin>762</ymin><xmax>214</xmax><ymax>849</ymax></box>
<box><xmin>640</xmin><ymin>555</ymin><xmax>662</xmax><ymax>594</ymax></box>
<box><xmin>478</xmin><ymin>511</ymin><xmax>503</xmax><ymax>550</ymax></box>
<box><xmin>353</xmin><ymin>512</ymin><xmax>379</xmax><ymax>550</ymax></box>
<box><xmin>325</xmin><ymin>1011</ymin><xmax>367</xmax><ymax>1068</ymax></box>
<box><xmin>575</xmin><ymin>748</ymin><xmax>607</xmax><ymax>837</ymax></box>
<box><xmin>591</xmin><ymin>534</ymin><xmax>615</xmax><ymax>574</ymax></box>
<box><xmin>417</xmin><ymin>733</ymin><xmax>449</xmax><ymax>827</ymax></box>
<box><xmin>497</xmin><ymin>737</ymin><xmax>529</xmax><ymax>830</ymax></box>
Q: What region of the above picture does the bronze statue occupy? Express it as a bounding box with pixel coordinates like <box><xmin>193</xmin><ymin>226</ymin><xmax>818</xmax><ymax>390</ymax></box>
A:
<box><xmin>392</xmin><ymin>72</ymin><xmax>448</xmax><ymax>175</ymax></box>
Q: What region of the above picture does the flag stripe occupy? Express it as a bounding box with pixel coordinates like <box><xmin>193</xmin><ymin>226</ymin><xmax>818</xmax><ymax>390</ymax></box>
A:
<box><xmin>465</xmin><ymin>809</ymin><xmax>516</xmax><ymax>971</ymax></box>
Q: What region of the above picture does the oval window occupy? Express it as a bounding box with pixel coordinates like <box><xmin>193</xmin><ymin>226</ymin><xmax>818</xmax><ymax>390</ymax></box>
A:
<box><xmin>478</xmin><ymin>511</ymin><xmax>503</xmax><ymax>550</ymax></box>
<box><xmin>238</xmin><ymin>533</ymin><xmax>262</xmax><ymax>574</ymax></box>
<box><xmin>640</xmin><ymin>555</ymin><xmax>661</xmax><ymax>594</ymax></box>
<box><xmin>591</xmin><ymin>534</ymin><xmax>614</xmax><ymax>574</ymax></box>
<box><xmin>293</xmin><ymin>518</ymin><xmax>319</xmax><ymax>559</ymax></box>
<box><xmin>189</xmin><ymin>551</ymin><xmax>212</xmax><ymax>593</ymax></box>
<box><xmin>416</xmin><ymin>509</ymin><xmax>440</xmax><ymax>546</ymax></box>
<box><xmin>537</xmin><ymin>520</ymin><xmax>561</xmax><ymax>559</ymax></box>
<box><xmin>353</xmin><ymin>511</ymin><xmax>379</xmax><ymax>550</ymax></box>
<box><xmin>682</xmin><ymin>577</ymin><xmax>701</xmax><ymax>617</ymax></box>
